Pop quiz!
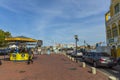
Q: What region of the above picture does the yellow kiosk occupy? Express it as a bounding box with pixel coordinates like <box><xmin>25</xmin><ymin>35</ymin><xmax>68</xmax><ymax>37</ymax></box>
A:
<box><xmin>5</xmin><ymin>36</ymin><xmax>37</xmax><ymax>61</ymax></box>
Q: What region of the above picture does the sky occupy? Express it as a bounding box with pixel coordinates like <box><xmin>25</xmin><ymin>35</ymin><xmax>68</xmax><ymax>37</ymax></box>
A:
<box><xmin>0</xmin><ymin>0</ymin><xmax>110</xmax><ymax>46</ymax></box>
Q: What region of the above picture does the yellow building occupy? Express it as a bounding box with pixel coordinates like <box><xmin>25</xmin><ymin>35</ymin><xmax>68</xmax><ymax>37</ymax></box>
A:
<box><xmin>105</xmin><ymin>0</ymin><xmax>120</xmax><ymax>58</ymax></box>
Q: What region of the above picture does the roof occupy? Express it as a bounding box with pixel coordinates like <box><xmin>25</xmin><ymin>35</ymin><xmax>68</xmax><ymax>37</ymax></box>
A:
<box><xmin>5</xmin><ymin>36</ymin><xmax>38</xmax><ymax>42</ymax></box>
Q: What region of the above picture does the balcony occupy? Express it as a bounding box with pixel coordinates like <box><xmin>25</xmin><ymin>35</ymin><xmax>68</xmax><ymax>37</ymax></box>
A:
<box><xmin>106</xmin><ymin>12</ymin><xmax>120</xmax><ymax>26</ymax></box>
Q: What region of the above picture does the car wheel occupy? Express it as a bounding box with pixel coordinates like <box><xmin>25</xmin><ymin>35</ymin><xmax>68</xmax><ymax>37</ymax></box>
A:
<box><xmin>93</xmin><ymin>62</ymin><xmax>97</xmax><ymax>68</ymax></box>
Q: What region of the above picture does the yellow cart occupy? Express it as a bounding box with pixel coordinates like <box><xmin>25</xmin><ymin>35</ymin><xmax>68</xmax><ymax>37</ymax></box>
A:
<box><xmin>10</xmin><ymin>53</ymin><xmax>29</xmax><ymax>61</ymax></box>
<box><xmin>5</xmin><ymin>36</ymin><xmax>37</xmax><ymax>61</ymax></box>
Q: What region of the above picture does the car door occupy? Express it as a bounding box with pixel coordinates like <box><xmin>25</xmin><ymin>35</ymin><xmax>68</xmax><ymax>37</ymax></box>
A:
<box><xmin>83</xmin><ymin>52</ymin><xmax>88</xmax><ymax>62</ymax></box>
<box><xmin>86</xmin><ymin>52</ymin><xmax>92</xmax><ymax>63</ymax></box>
<box><xmin>88</xmin><ymin>52</ymin><xmax>94</xmax><ymax>63</ymax></box>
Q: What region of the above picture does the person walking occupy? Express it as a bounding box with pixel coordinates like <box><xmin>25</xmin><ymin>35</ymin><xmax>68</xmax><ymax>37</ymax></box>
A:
<box><xmin>27</xmin><ymin>48</ymin><xmax>34</xmax><ymax>64</ymax></box>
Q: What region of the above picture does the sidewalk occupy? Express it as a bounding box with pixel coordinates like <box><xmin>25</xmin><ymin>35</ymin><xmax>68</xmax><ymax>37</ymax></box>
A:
<box><xmin>0</xmin><ymin>54</ymin><xmax>108</xmax><ymax>80</ymax></box>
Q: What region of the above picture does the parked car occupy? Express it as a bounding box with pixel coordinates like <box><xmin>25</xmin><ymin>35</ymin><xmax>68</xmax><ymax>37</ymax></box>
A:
<box><xmin>117</xmin><ymin>58</ymin><xmax>120</xmax><ymax>65</ymax></box>
<box><xmin>82</xmin><ymin>52</ymin><xmax>117</xmax><ymax>68</ymax></box>
<box><xmin>71</xmin><ymin>50</ymin><xmax>83</xmax><ymax>58</ymax></box>
<box><xmin>66</xmin><ymin>49</ymin><xmax>74</xmax><ymax>55</ymax></box>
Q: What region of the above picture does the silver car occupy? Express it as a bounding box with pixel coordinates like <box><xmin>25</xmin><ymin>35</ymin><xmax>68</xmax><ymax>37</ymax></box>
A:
<box><xmin>83</xmin><ymin>52</ymin><xmax>117</xmax><ymax>68</ymax></box>
<box><xmin>71</xmin><ymin>50</ymin><xmax>83</xmax><ymax>58</ymax></box>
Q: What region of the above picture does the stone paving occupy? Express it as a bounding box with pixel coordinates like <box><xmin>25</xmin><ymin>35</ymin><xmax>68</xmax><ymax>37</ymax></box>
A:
<box><xmin>0</xmin><ymin>54</ymin><xmax>109</xmax><ymax>80</ymax></box>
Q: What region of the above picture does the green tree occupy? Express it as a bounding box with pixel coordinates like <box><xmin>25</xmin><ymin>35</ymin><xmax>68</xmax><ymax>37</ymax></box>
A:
<box><xmin>0</xmin><ymin>29</ymin><xmax>12</xmax><ymax>47</ymax></box>
<box><xmin>0</xmin><ymin>29</ymin><xmax>5</xmax><ymax>47</ymax></box>
<box><xmin>4</xmin><ymin>31</ymin><xmax>12</xmax><ymax>38</ymax></box>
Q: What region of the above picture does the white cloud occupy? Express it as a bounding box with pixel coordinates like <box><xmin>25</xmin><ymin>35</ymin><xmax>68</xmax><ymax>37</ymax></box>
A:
<box><xmin>0</xmin><ymin>0</ymin><xmax>110</xmax><ymax>46</ymax></box>
<box><xmin>41</xmin><ymin>20</ymin><xmax>106</xmax><ymax>45</ymax></box>
<box><xmin>0</xmin><ymin>0</ymin><xmax>110</xmax><ymax>18</ymax></box>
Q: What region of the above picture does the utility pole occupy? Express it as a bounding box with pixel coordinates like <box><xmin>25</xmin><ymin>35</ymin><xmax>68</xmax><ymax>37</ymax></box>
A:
<box><xmin>84</xmin><ymin>40</ymin><xmax>86</xmax><ymax>51</ymax></box>
<box><xmin>74</xmin><ymin>35</ymin><xmax>79</xmax><ymax>54</ymax></box>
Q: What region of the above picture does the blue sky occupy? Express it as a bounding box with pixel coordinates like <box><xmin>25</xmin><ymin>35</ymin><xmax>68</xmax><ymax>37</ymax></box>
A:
<box><xmin>0</xmin><ymin>0</ymin><xmax>110</xmax><ymax>46</ymax></box>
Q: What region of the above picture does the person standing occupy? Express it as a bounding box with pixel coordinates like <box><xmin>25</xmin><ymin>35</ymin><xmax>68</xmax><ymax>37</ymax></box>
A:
<box><xmin>38</xmin><ymin>48</ymin><xmax>41</xmax><ymax>55</ymax></box>
<box><xmin>47</xmin><ymin>48</ymin><xmax>50</xmax><ymax>55</ymax></box>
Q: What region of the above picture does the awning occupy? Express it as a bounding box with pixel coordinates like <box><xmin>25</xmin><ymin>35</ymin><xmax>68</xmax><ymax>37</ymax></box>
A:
<box><xmin>5</xmin><ymin>36</ymin><xmax>38</xmax><ymax>42</ymax></box>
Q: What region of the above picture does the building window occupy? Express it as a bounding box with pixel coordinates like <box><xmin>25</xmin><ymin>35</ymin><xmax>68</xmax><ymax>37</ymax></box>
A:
<box><xmin>107</xmin><ymin>30</ymin><xmax>112</xmax><ymax>39</ymax></box>
<box><xmin>114</xmin><ymin>3</ymin><xmax>120</xmax><ymax>14</ymax></box>
<box><xmin>112</xmin><ymin>27</ymin><xmax>118</xmax><ymax>37</ymax></box>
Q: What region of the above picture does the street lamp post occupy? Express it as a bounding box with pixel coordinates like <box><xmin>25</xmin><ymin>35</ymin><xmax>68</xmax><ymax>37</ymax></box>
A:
<box><xmin>74</xmin><ymin>35</ymin><xmax>79</xmax><ymax>54</ymax></box>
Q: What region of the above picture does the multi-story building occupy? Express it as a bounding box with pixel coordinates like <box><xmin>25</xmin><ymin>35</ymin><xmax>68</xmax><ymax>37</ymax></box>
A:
<box><xmin>105</xmin><ymin>0</ymin><xmax>120</xmax><ymax>58</ymax></box>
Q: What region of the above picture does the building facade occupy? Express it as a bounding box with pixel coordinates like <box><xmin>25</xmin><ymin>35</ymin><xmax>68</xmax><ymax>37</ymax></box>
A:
<box><xmin>105</xmin><ymin>0</ymin><xmax>120</xmax><ymax>48</ymax></box>
<box><xmin>105</xmin><ymin>0</ymin><xmax>120</xmax><ymax>58</ymax></box>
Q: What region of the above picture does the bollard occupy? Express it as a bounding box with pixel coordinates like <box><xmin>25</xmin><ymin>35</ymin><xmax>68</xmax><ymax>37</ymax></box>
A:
<box><xmin>69</xmin><ymin>56</ymin><xmax>71</xmax><ymax>59</ymax></box>
<box><xmin>68</xmin><ymin>56</ymin><xmax>70</xmax><ymax>59</ymax></box>
<box><xmin>65</xmin><ymin>54</ymin><xmax>66</xmax><ymax>57</ymax></box>
<box><xmin>73</xmin><ymin>58</ymin><xmax>75</xmax><ymax>62</ymax></box>
<box><xmin>64</xmin><ymin>54</ymin><xmax>66</xmax><ymax>56</ymax></box>
<box><xmin>68</xmin><ymin>56</ymin><xmax>70</xmax><ymax>58</ymax></box>
<box><xmin>71</xmin><ymin>58</ymin><xmax>73</xmax><ymax>61</ymax></box>
<box><xmin>72</xmin><ymin>58</ymin><xmax>74</xmax><ymax>61</ymax></box>
<box><xmin>75</xmin><ymin>58</ymin><xmax>77</xmax><ymax>62</ymax></box>
<box><xmin>67</xmin><ymin>55</ymin><xmax>69</xmax><ymax>58</ymax></box>
<box><xmin>70</xmin><ymin>57</ymin><xmax>72</xmax><ymax>60</ymax></box>
<box><xmin>91</xmin><ymin>67</ymin><xmax>96</xmax><ymax>74</ymax></box>
<box><xmin>75</xmin><ymin>59</ymin><xmax>77</xmax><ymax>63</ymax></box>
<box><xmin>69</xmin><ymin>56</ymin><xmax>70</xmax><ymax>59</ymax></box>
<box><xmin>82</xmin><ymin>62</ymin><xmax>86</xmax><ymax>68</ymax></box>
<box><xmin>108</xmin><ymin>76</ymin><xmax>117</xmax><ymax>80</ymax></box>
<box><xmin>67</xmin><ymin>56</ymin><xmax>69</xmax><ymax>58</ymax></box>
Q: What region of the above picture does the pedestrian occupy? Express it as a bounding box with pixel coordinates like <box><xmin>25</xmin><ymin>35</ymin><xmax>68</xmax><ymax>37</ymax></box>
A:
<box><xmin>38</xmin><ymin>48</ymin><xmax>41</xmax><ymax>55</ymax></box>
<box><xmin>27</xmin><ymin>48</ymin><xmax>34</xmax><ymax>64</ymax></box>
<box><xmin>47</xmin><ymin>48</ymin><xmax>50</xmax><ymax>55</ymax></box>
<box><xmin>0</xmin><ymin>60</ymin><xmax>2</xmax><ymax>65</ymax></box>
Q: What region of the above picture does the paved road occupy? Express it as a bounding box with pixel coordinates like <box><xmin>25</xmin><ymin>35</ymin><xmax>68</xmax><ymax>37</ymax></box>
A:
<box><xmin>0</xmin><ymin>54</ymin><xmax>108</xmax><ymax>80</ymax></box>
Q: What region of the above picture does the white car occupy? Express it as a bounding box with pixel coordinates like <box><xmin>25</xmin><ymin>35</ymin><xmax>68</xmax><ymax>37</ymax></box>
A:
<box><xmin>71</xmin><ymin>50</ymin><xmax>83</xmax><ymax>58</ymax></box>
<box><xmin>77</xmin><ymin>51</ymin><xmax>83</xmax><ymax>56</ymax></box>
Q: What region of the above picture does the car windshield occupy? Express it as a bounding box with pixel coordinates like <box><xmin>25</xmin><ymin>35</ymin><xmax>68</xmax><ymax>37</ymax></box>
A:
<box><xmin>97</xmin><ymin>52</ymin><xmax>110</xmax><ymax>57</ymax></box>
<box><xmin>77</xmin><ymin>50</ymin><xmax>81</xmax><ymax>53</ymax></box>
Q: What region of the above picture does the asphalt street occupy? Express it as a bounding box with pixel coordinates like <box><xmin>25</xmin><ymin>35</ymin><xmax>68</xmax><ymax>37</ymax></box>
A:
<box><xmin>76</xmin><ymin>57</ymin><xmax>120</xmax><ymax>80</ymax></box>
<box><xmin>98</xmin><ymin>65</ymin><xmax>120</xmax><ymax>80</ymax></box>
